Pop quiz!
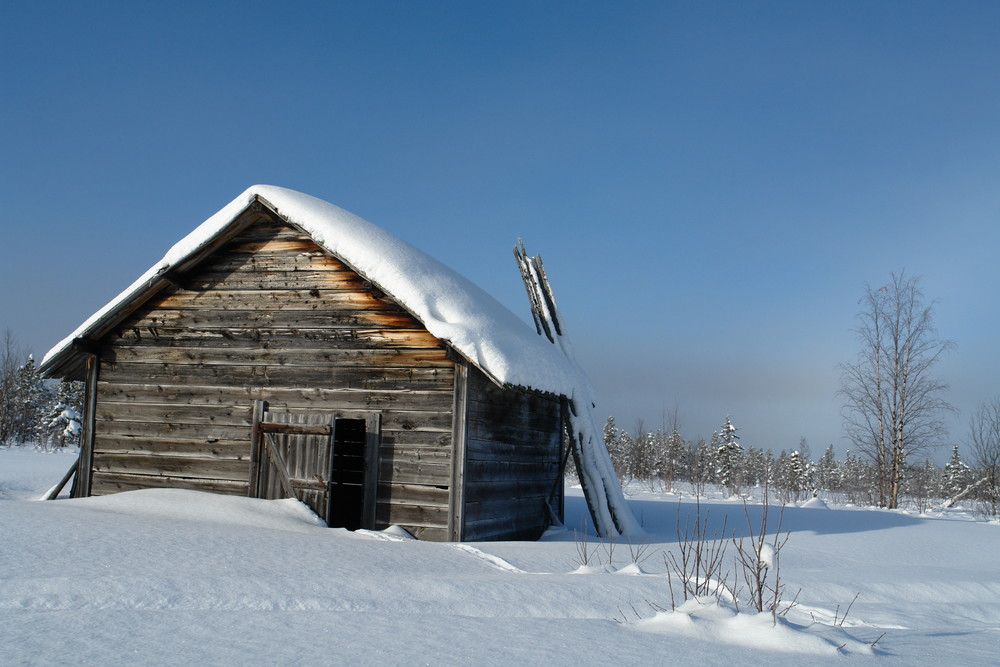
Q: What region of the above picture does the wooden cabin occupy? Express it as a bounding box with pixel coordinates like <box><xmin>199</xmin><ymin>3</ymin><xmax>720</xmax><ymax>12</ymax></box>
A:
<box><xmin>41</xmin><ymin>186</ymin><xmax>580</xmax><ymax>541</ymax></box>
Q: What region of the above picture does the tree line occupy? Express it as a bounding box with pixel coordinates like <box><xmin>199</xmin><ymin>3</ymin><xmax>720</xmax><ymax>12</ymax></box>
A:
<box><xmin>0</xmin><ymin>331</ymin><xmax>83</xmax><ymax>449</ymax></box>
<box><xmin>599</xmin><ymin>413</ymin><xmax>999</xmax><ymax>515</ymax></box>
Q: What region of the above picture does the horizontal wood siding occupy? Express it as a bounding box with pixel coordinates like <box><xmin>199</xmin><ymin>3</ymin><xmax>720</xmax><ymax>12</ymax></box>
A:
<box><xmin>462</xmin><ymin>368</ymin><xmax>562</xmax><ymax>541</ymax></box>
<box><xmin>91</xmin><ymin>215</ymin><xmax>455</xmax><ymax>538</ymax></box>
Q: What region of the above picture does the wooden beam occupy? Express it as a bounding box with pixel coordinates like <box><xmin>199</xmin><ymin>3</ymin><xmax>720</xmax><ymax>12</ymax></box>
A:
<box><xmin>248</xmin><ymin>399</ymin><xmax>267</xmax><ymax>497</ymax></box>
<box><xmin>362</xmin><ymin>413</ymin><xmax>382</xmax><ymax>530</ymax></box>
<box><xmin>71</xmin><ymin>353</ymin><xmax>99</xmax><ymax>498</ymax></box>
<box><xmin>42</xmin><ymin>455</ymin><xmax>80</xmax><ymax>500</ymax></box>
<box><xmin>71</xmin><ymin>337</ymin><xmax>101</xmax><ymax>356</ymax></box>
<box><xmin>256</xmin><ymin>422</ymin><xmax>332</xmax><ymax>436</ymax></box>
<box><xmin>261</xmin><ymin>432</ymin><xmax>296</xmax><ymax>499</ymax></box>
<box><xmin>448</xmin><ymin>362</ymin><xmax>468</xmax><ymax>541</ymax></box>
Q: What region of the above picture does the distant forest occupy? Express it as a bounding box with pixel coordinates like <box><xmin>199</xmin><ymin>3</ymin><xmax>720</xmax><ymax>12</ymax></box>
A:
<box><xmin>0</xmin><ymin>331</ymin><xmax>82</xmax><ymax>451</ymax></box>
<box><xmin>598</xmin><ymin>413</ymin><xmax>998</xmax><ymax>517</ymax></box>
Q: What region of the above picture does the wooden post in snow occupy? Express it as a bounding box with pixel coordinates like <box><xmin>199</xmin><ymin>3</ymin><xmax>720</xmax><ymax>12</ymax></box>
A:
<box><xmin>514</xmin><ymin>240</ymin><xmax>641</xmax><ymax>538</ymax></box>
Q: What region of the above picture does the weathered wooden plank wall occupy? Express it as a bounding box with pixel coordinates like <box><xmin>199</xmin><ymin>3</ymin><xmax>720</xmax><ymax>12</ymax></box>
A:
<box><xmin>461</xmin><ymin>368</ymin><xmax>562</xmax><ymax>541</ymax></box>
<box><xmin>90</xmin><ymin>214</ymin><xmax>456</xmax><ymax>539</ymax></box>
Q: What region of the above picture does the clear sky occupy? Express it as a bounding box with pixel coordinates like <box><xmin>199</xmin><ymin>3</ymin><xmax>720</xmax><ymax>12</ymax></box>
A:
<box><xmin>3</xmin><ymin>1</ymin><xmax>999</xmax><ymax>459</ymax></box>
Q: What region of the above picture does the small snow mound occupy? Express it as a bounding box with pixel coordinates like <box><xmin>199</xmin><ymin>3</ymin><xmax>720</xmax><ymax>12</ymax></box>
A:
<box><xmin>383</xmin><ymin>525</ymin><xmax>417</xmax><ymax>540</ymax></box>
<box><xmin>352</xmin><ymin>525</ymin><xmax>417</xmax><ymax>541</ymax></box>
<box><xmin>802</xmin><ymin>496</ymin><xmax>830</xmax><ymax>509</ymax></box>
<box><xmin>634</xmin><ymin>599</ymin><xmax>873</xmax><ymax>656</ymax></box>
<box><xmin>570</xmin><ymin>564</ymin><xmax>610</xmax><ymax>575</ymax></box>
<box><xmin>63</xmin><ymin>488</ymin><xmax>326</xmax><ymax>532</ymax></box>
<box><xmin>615</xmin><ymin>562</ymin><xmax>647</xmax><ymax>575</ymax></box>
<box><xmin>451</xmin><ymin>544</ymin><xmax>526</xmax><ymax>573</ymax></box>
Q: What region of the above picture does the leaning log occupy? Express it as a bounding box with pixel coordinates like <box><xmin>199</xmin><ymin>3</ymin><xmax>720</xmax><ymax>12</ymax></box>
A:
<box><xmin>41</xmin><ymin>455</ymin><xmax>80</xmax><ymax>500</ymax></box>
<box><xmin>515</xmin><ymin>240</ymin><xmax>642</xmax><ymax>538</ymax></box>
<box><xmin>942</xmin><ymin>477</ymin><xmax>988</xmax><ymax>509</ymax></box>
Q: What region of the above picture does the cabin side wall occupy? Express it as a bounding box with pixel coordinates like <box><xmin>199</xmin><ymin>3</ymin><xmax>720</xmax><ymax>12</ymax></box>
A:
<box><xmin>89</xmin><ymin>215</ymin><xmax>456</xmax><ymax>540</ymax></box>
<box><xmin>461</xmin><ymin>368</ymin><xmax>563</xmax><ymax>541</ymax></box>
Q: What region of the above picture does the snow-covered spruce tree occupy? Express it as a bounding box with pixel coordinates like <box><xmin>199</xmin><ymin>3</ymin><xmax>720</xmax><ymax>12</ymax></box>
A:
<box><xmin>662</xmin><ymin>429</ymin><xmax>685</xmax><ymax>491</ymax></box>
<box><xmin>602</xmin><ymin>416</ymin><xmax>618</xmax><ymax>452</ymax></box>
<box><xmin>923</xmin><ymin>458</ymin><xmax>943</xmax><ymax>500</ymax></box>
<box><xmin>787</xmin><ymin>450</ymin><xmax>811</xmax><ymax>502</ymax></box>
<box><xmin>39</xmin><ymin>380</ymin><xmax>84</xmax><ymax>449</ymax></box>
<box><xmin>742</xmin><ymin>446</ymin><xmax>768</xmax><ymax>489</ymax></box>
<box><xmin>764</xmin><ymin>449</ymin><xmax>780</xmax><ymax>493</ymax></box>
<box><xmin>773</xmin><ymin>450</ymin><xmax>792</xmax><ymax>503</ymax></box>
<box><xmin>796</xmin><ymin>436</ymin><xmax>812</xmax><ymax>464</ymax></box>
<box><xmin>815</xmin><ymin>444</ymin><xmax>839</xmax><ymax>493</ymax></box>
<box><xmin>650</xmin><ymin>429</ymin><xmax>669</xmax><ymax>482</ymax></box>
<box><xmin>688</xmin><ymin>437</ymin><xmax>710</xmax><ymax>496</ymax></box>
<box><xmin>602</xmin><ymin>416</ymin><xmax>630</xmax><ymax>485</ymax></box>
<box><xmin>943</xmin><ymin>445</ymin><xmax>973</xmax><ymax>500</ymax></box>
<box><xmin>630</xmin><ymin>426</ymin><xmax>661</xmax><ymax>482</ymax></box>
<box><xmin>839</xmin><ymin>272</ymin><xmax>955</xmax><ymax>509</ymax></box>
<box><xmin>841</xmin><ymin>450</ymin><xmax>879</xmax><ymax>506</ymax></box>
<box><xmin>714</xmin><ymin>415</ymin><xmax>744</xmax><ymax>496</ymax></box>
<box><xmin>616</xmin><ymin>430</ymin><xmax>636</xmax><ymax>484</ymax></box>
<box><xmin>602</xmin><ymin>418</ymin><xmax>660</xmax><ymax>484</ymax></box>
<box><xmin>4</xmin><ymin>355</ymin><xmax>51</xmax><ymax>446</ymax></box>
<box><xmin>902</xmin><ymin>458</ymin><xmax>941</xmax><ymax>512</ymax></box>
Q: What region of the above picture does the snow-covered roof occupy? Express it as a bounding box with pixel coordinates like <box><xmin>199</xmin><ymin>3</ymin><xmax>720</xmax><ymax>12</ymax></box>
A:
<box><xmin>41</xmin><ymin>185</ymin><xmax>581</xmax><ymax>396</ymax></box>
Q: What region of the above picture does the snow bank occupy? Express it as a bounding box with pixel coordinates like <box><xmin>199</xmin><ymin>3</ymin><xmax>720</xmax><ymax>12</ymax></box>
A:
<box><xmin>635</xmin><ymin>598</ymin><xmax>874</xmax><ymax>656</ymax></box>
<box><xmin>42</xmin><ymin>185</ymin><xmax>580</xmax><ymax>396</ymax></box>
<box><xmin>0</xmin><ymin>446</ymin><xmax>78</xmax><ymax>501</ymax></box>
<box><xmin>62</xmin><ymin>488</ymin><xmax>327</xmax><ymax>532</ymax></box>
<box><xmin>5</xmin><ymin>454</ymin><xmax>1000</xmax><ymax>664</ymax></box>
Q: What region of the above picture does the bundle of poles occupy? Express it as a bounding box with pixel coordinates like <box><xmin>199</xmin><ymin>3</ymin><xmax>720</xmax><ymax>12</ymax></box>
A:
<box><xmin>514</xmin><ymin>240</ymin><xmax>641</xmax><ymax>538</ymax></box>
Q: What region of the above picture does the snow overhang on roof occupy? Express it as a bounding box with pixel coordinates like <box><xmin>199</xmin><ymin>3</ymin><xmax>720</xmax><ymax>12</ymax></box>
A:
<box><xmin>41</xmin><ymin>185</ymin><xmax>583</xmax><ymax>397</ymax></box>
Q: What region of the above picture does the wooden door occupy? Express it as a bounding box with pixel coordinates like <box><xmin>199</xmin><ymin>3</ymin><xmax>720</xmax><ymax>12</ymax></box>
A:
<box><xmin>250</xmin><ymin>401</ymin><xmax>380</xmax><ymax>529</ymax></box>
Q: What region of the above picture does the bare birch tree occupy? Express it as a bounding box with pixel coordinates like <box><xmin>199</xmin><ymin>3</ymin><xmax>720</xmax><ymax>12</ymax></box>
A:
<box><xmin>0</xmin><ymin>329</ymin><xmax>24</xmax><ymax>445</ymax></box>
<box><xmin>838</xmin><ymin>272</ymin><xmax>954</xmax><ymax>508</ymax></box>
<box><xmin>969</xmin><ymin>399</ymin><xmax>1000</xmax><ymax>515</ymax></box>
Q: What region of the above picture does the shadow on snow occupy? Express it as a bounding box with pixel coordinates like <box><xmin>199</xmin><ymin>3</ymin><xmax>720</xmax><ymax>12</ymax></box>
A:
<box><xmin>559</xmin><ymin>494</ymin><xmax>923</xmax><ymax>542</ymax></box>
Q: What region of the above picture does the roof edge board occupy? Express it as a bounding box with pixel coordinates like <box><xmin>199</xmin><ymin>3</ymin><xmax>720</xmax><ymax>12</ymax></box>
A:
<box><xmin>40</xmin><ymin>200</ymin><xmax>270</xmax><ymax>378</ymax></box>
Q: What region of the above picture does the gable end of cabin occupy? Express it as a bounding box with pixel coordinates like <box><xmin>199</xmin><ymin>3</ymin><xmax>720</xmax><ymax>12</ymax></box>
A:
<box><xmin>81</xmin><ymin>210</ymin><xmax>460</xmax><ymax>540</ymax></box>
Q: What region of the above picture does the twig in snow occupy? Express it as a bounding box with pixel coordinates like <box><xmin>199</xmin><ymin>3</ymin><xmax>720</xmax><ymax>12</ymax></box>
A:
<box><xmin>626</xmin><ymin>536</ymin><xmax>653</xmax><ymax>566</ymax></box>
<box><xmin>665</xmin><ymin>566</ymin><xmax>677</xmax><ymax>611</ymax></box>
<box><xmin>780</xmin><ymin>588</ymin><xmax>801</xmax><ymax>616</ymax></box>
<box><xmin>838</xmin><ymin>592</ymin><xmax>860</xmax><ymax>627</ymax></box>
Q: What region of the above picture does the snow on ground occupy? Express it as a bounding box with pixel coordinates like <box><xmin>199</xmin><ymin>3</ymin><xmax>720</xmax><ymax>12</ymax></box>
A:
<box><xmin>0</xmin><ymin>446</ymin><xmax>79</xmax><ymax>501</ymax></box>
<box><xmin>2</xmin><ymin>448</ymin><xmax>999</xmax><ymax>665</ymax></box>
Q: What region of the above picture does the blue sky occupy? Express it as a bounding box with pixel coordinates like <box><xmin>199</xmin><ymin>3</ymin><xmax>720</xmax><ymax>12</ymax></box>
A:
<box><xmin>3</xmin><ymin>1</ymin><xmax>999</xmax><ymax>459</ymax></box>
